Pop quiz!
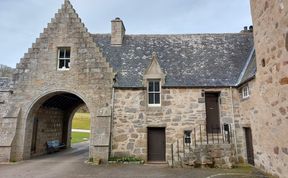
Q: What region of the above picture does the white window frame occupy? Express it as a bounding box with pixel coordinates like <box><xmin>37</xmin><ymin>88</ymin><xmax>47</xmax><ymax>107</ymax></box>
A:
<box><xmin>242</xmin><ymin>85</ymin><xmax>250</xmax><ymax>99</ymax></box>
<box><xmin>57</xmin><ymin>47</ymin><xmax>71</xmax><ymax>71</ymax></box>
<box><xmin>147</xmin><ymin>80</ymin><xmax>161</xmax><ymax>107</ymax></box>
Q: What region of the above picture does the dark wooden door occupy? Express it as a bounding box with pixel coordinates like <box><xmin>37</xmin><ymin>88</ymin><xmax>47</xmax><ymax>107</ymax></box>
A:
<box><xmin>244</xmin><ymin>128</ymin><xmax>254</xmax><ymax>165</ymax></box>
<box><xmin>205</xmin><ymin>93</ymin><xmax>220</xmax><ymax>133</ymax></box>
<box><xmin>148</xmin><ymin>128</ymin><xmax>166</xmax><ymax>161</ymax></box>
<box><xmin>31</xmin><ymin>117</ymin><xmax>38</xmax><ymax>153</ymax></box>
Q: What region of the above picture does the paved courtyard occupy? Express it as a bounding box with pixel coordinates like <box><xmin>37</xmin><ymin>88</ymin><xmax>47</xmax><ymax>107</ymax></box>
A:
<box><xmin>0</xmin><ymin>142</ymin><xmax>271</xmax><ymax>178</ymax></box>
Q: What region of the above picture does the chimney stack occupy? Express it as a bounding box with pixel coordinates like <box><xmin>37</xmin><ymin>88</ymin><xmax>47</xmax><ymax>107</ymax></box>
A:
<box><xmin>111</xmin><ymin>17</ymin><xmax>126</xmax><ymax>46</ymax></box>
<box><xmin>241</xmin><ymin>26</ymin><xmax>253</xmax><ymax>33</ymax></box>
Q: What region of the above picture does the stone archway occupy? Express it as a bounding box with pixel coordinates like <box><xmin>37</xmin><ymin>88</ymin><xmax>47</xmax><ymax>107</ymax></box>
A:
<box><xmin>23</xmin><ymin>91</ymin><xmax>91</xmax><ymax>158</ymax></box>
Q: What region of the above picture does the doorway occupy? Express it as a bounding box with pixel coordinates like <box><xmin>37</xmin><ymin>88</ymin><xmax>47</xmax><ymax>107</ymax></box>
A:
<box><xmin>244</xmin><ymin>127</ymin><xmax>254</xmax><ymax>165</ymax></box>
<box><xmin>147</xmin><ymin>127</ymin><xmax>166</xmax><ymax>162</ymax></box>
<box><xmin>205</xmin><ymin>92</ymin><xmax>220</xmax><ymax>133</ymax></box>
<box><xmin>31</xmin><ymin>118</ymin><xmax>38</xmax><ymax>154</ymax></box>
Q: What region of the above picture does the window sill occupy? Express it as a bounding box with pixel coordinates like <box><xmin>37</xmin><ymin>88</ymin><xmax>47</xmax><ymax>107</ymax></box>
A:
<box><xmin>241</xmin><ymin>96</ymin><xmax>250</xmax><ymax>101</ymax></box>
<box><xmin>57</xmin><ymin>68</ymin><xmax>70</xmax><ymax>71</ymax></box>
<box><xmin>148</xmin><ymin>104</ymin><xmax>161</xmax><ymax>107</ymax></box>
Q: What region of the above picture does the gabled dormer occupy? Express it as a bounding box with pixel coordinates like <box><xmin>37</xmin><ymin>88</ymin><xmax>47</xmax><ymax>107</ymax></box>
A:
<box><xmin>143</xmin><ymin>52</ymin><xmax>166</xmax><ymax>85</ymax></box>
<box><xmin>143</xmin><ymin>52</ymin><xmax>166</xmax><ymax>107</ymax></box>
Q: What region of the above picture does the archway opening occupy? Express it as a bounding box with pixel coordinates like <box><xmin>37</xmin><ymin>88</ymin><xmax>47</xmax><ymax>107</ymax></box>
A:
<box><xmin>71</xmin><ymin>105</ymin><xmax>90</xmax><ymax>145</ymax></box>
<box><xmin>29</xmin><ymin>92</ymin><xmax>90</xmax><ymax>157</ymax></box>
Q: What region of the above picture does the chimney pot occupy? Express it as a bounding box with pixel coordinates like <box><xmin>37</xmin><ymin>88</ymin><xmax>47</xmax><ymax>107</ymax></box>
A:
<box><xmin>249</xmin><ymin>25</ymin><xmax>253</xmax><ymax>32</ymax></box>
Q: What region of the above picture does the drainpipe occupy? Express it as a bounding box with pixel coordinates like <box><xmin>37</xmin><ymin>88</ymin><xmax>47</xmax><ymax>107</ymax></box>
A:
<box><xmin>230</xmin><ymin>87</ymin><xmax>239</xmax><ymax>162</ymax></box>
<box><xmin>109</xmin><ymin>86</ymin><xmax>115</xmax><ymax>158</ymax></box>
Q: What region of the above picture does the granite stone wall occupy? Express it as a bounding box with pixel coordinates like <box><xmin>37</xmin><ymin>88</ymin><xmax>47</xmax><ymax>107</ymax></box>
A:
<box><xmin>0</xmin><ymin>91</ymin><xmax>11</xmax><ymax>118</ymax></box>
<box><xmin>111</xmin><ymin>88</ymin><xmax>241</xmax><ymax>162</ymax></box>
<box><xmin>249</xmin><ymin>0</ymin><xmax>288</xmax><ymax>177</ymax></box>
<box><xmin>31</xmin><ymin>107</ymin><xmax>64</xmax><ymax>156</ymax></box>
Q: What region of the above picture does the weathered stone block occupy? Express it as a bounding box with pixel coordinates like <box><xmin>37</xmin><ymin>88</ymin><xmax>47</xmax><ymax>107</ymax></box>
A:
<box><xmin>114</xmin><ymin>134</ymin><xmax>128</xmax><ymax>142</ymax></box>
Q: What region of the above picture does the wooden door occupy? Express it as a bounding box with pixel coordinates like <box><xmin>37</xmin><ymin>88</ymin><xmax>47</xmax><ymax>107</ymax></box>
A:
<box><xmin>31</xmin><ymin>117</ymin><xmax>38</xmax><ymax>153</ymax></box>
<box><xmin>148</xmin><ymin>128</ymin><xmax>166</xmax><ymax>161</ymax></box>
<box><xmin>205</xmin><ymin>93</ymin><xmax>220</xmax><ymax>133</ymax></box>
<box><xmin>244</xmin><ymin>128</ymin><xmax>255</xmax><ymax>165</ymax></box>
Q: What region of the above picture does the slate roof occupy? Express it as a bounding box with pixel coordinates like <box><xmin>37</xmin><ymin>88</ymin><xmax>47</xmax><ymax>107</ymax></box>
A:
<box><xmin>0</xmin><ymin>77</ymin><xmax>12</xmax><ymax>91</ymax></box>
<box><xmin>92</xmin><ymin>33</ymin><xmax>254</xmax><ymax>88</ymax></box>
<box><xmin>238</xmin><ymin>50</ymin><xmax>256</xmax><ymax>85</ymax></box>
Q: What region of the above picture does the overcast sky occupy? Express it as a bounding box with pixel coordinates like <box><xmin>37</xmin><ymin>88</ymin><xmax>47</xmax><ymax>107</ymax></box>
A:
<box><xmin>0</xmin><ymin>0</ymin><xmax>252</xmax><ymax>68</ymax></box>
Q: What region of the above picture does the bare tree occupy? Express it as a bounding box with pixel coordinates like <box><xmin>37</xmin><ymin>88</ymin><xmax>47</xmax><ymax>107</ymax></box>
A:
<box><xmin>0</xmin><ymin>64</ymin><xmax>14</xmax><ymax>78</ymax></box>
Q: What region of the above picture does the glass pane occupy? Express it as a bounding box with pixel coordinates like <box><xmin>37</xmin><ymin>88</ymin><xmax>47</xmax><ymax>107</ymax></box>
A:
<box><xmin>155</xmin><ymin>93</ymin><xmax>160</xmax><ymax>104</ymax></box>
<box><xmin>148</xmin><ymin>93</ymin><xmax>154</xmax><ymax>104</ymax></box>
<box><xmin>59</xmin><ymin>60</ymin><xmax>65</xmax><ymax>68</ymax></box>
<box><xmin>155</xmin><ymin>81</ymin><xmax>160</xmax><ymax>92</ymax></box>
<box><xmin>148</xmin><ymin>82</ymin><xmax>154</xmax><ymax>92</ymax></box>
<box><xmin>59</xmin><ymin>49</ymin><xmax>65</xmax><ymax>58</ymax></box>
<box><xmin>65</xmin><ymin>60</ymin><xmax>70</xmax><ymax>68</ymax></box>
<box><xmin>65</xmin><ymin>49</ymin><xmax>71</xmax><ymax>58</ymax></box>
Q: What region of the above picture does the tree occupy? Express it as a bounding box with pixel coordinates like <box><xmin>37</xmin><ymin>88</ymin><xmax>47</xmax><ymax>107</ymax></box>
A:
<box><xmin>0</xmin><ymin>64</ymin><xmax>14</xmax><ymax>78</ymax></box>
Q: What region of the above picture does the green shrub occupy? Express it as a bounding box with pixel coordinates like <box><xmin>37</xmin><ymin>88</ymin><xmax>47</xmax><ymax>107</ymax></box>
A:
<box><xmin>108</xmin><ymin>156</ymin><xmax>144</xmax><ymax>163</ymax></box>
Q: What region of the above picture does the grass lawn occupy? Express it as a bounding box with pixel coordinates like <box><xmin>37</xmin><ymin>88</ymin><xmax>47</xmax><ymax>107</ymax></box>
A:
<box><xmin>71</xmin><ymin>132</ymin><xmax>90</xmax><ymax>144</ymax></box>
<box><xmin>72</xmin><ymin>113</ymin><xmax>90</xmax><ymax>130</ymax></box>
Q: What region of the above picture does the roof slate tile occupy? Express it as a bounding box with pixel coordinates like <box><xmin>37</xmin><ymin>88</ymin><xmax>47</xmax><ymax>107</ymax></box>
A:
<box><xmin>92</xmin><ymin>33</ymin><xmax>254</xmax><ymax>88</ymax></box>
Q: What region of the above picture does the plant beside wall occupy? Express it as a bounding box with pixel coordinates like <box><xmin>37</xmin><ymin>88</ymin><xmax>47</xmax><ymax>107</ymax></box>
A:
<box><xmin>108</xmin><ymin>156</ymin><xmax>144</xmax><ymax>164</ymax></box>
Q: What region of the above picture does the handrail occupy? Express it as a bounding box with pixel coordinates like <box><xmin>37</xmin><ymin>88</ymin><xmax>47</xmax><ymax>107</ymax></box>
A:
<box><xmin>170</xmin><ymin>123</ymin><xmax>235</xmax><ymax>167</ymax></box>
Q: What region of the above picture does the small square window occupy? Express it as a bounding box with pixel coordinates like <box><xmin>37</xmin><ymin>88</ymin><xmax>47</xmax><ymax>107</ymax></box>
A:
<box><xmin>148</xmin><ymin>80</ymin><xmax>161</xmax><ymax>106</ymax></box>
<box><xmin>58</xmin><ymin>47</ymin><xmax>70</xmax><ymax>70</ymax></box>
<box><xmin>184</xmin><ymin>130</ymin><xmax>192</xmax><ymax>144</ymax></box>
<box><xmin>242</xmin><ymin>85</ymin><xmax>250</xmax><ymax>99</ymax></box>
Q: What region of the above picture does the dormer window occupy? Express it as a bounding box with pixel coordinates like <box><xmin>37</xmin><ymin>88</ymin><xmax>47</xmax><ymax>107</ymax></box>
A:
<box><xmin>143</xmin><ymin>52</ymin><xmax>165</xmax><ymax>107</ymax></box>
<box><xmin>58</xmin><ymin>47</ymin><xmax>70</xmax><ymax>70</ymax></box>
<box><xmin>242</xmin><ymin>85</ymin><xmax>250</xmax><ymax>99</ymax></box>
<box><xmin>148</xmin><ymin>80</ymin><xmax>161</xmax><ymax>106</ymax></box>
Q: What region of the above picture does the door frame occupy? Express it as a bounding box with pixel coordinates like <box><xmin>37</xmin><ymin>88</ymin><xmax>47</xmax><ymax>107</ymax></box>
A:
<box><xmin>147</xmin><ymin>127</ymin><xmax>166</xmax><ymax>162</ymax></box>
<box><xmin>205</xmin><ymin>92</ymin><xmax>221</xmax><ymax>133</ymax></box>
<box><xmin>244</xmin><ymin>127</ymin><xmax>255</xmax><ymax>165</ymax></box>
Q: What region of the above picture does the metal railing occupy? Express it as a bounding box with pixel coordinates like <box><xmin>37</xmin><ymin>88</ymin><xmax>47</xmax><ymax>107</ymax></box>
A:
<box><xmin>170</xmin><ymin>123</ymin><xmax>234</xmax><ymax>168</ymax></box>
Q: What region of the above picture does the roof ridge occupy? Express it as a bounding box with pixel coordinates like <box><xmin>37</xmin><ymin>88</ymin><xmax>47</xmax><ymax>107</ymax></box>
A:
<box><xmin>92</xmin><ymin>33</ymin><xmax>252</xmax><ymax>36</ymax></box>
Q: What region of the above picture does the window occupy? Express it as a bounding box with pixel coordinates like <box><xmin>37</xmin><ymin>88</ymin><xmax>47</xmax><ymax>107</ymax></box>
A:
<box><xmin>58</xmin><ymin>47</ymin><xmax>70</xmax><ymax>70</ymax></box>
<box><xmin>242</xmin><ymin>85</ymin><xmax>250</xmax><ymax>99</ymax></box>
<box><xmin>184</xmin><ymin>130</ymin><xmax>192</xmax><ymax>144</ymax></box>
<box><xmin>148</xmin><ymin>80</ymin><xmax>161</xmax><ymax>106</ymax></box>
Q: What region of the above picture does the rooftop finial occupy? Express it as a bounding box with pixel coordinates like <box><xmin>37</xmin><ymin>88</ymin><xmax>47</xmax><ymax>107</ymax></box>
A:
<box><xmin>64</xmin><ymin>0</ymin><xmax>70</xmax><ymax>5</ymax></box>
<box><xmin>152</xmin><ymin>52</ymin><xmax>158</xmax><ymax>59</ymax></box>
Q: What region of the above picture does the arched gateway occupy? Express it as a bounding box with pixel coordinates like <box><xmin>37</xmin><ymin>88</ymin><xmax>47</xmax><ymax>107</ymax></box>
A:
<box><xmin>0</xmin><ymin>0</ymin><xmax>114</xmax><ymax>162</ymax></box>
<box><xmin>24</xmin><ymin>91</ymin><xmax>90</xmax><ymax>158</ymax></box>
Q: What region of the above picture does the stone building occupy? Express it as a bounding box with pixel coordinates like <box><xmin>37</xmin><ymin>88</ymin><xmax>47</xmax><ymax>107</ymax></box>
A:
<box><xmin>247</xmin><ymin>0</ymin><xmax>288</xmax><ymax>177</ymax></box>
<box><xmin>0</xmin><ymin>0</ymin><xmax>287</xmax><ymax>177</ymax></box>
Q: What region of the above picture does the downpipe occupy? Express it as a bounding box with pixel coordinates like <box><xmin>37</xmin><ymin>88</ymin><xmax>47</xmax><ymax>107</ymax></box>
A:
<box><xmin>230</xmin><ymin>87</ymin><xmax>239</xmax><ymax>162</ymax></box>
<box><xmin>109</xmin><ymin>87</ymin><xmax>115</xmax><ymax>158</ymax></box>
